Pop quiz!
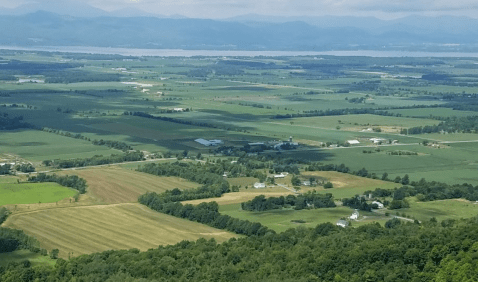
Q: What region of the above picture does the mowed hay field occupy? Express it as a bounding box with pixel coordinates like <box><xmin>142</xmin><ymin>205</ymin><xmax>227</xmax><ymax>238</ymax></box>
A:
<box><xmin>57</xmin><ymin>166</ymin><xmax>199</xmax><ymax>203</ymax></box>
<box><xmin>301</xmin><ymin>171</ymin><xmax>398</xmax><ymax>198</ymax></box>
<box><xmin>2</xmin><ymin>203</ymin><xmax>237</xmax><ymax>258</ymax></box>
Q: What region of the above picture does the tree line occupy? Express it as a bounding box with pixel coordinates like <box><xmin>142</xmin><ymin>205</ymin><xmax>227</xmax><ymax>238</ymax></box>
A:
<box><xmin>0</xmin><ymin>113</ymin><xmax>32</xmax><ymax>130</ymax></box>
<box><xmin>138</xmin><ymin>193</ymin><xmax>273</xmax><ymax>237</ymax></box>
<box><xmin>43</xmin><ymin>151</ymin><xmax>144</xmax><ymax>169</ymax></box>
<box><xmin>28</xmin><ymin>173</ymin><xmax>87</xmax><ymax>194</ymax></box>
<box><xmin>401</xmin><ymin>115</ymin><xmax>478</xmax><ymax>134</ymax></box>
<box><xmin>241</xmin><ymin>192</ymin><xmax>336</xmax><ymax>212</ymax></box>
<box><xmin>42</xmin><ymin>127</ymin><xmax>134</xmax><ymax>151</ymax></box>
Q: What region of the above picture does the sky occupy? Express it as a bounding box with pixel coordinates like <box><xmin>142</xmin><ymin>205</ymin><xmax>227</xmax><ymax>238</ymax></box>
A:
<box><xmin>1</xmin><ymin>0</ymin><xmax>478</xmax><ymax>19</ymax></box>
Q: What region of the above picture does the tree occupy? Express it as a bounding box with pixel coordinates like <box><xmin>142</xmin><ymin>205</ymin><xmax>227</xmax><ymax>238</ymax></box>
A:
<box><xmin>324</xmin><ymin>182</ymin><xmax>333</xmax><ymax>189</ymax></box>
<box><xmin>291</xmin><ymin>176</ymin><xmax>301</xmax><ymax>186</ymax></box>
<box><xmin>381</xmin><ymin>172</ymin><xmax>388</xmax><ymax>180</ymax></box>
<box><xmin>401</xmin><ymin>174</ymin><xmax>410</xmax><ymax>185</ymax></box>
<box><xmin>50</xmin><ymin>249</ymin><xmax>59</xmax><ymax>259</ymax></box>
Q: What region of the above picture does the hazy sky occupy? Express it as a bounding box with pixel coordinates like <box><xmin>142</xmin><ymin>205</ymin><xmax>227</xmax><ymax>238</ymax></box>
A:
<box><xmin>1</xmin><ymin>0</ymin><xmax>478</xmax><ymax>19</ymax></box>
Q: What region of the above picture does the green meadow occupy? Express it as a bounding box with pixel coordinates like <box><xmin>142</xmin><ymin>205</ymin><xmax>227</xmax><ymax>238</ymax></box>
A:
<box><xmin>0</xmin><ymin>182</ymin><xmax>77</xmax><ymax>206</ymax></box>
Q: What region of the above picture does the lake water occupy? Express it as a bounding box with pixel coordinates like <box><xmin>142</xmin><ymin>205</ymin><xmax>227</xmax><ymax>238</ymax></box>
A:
<box><xmin>2</xmin><ymin>45</ymin><xmax>478</xmax><ymax>58</ymax></box>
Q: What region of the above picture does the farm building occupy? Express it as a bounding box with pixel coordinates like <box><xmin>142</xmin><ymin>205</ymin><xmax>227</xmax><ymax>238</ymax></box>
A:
<box><xmin>336</xmin><ymin>220</ymin><xmax>349</xmax><ymax>228</ymax></box>
<box><xmin>346</xmin><ymin>140</ymin><xmax>360</xmax><ymax>145</ymax></box>
<box><xmin>370</xmin><ymin>138</ymin><xmax>385</xmax><ymax>144</ymax></box>
<box><xmin>349</xmin><ymin>210</ymin><xmax>359</xmax><ymax>220</ymax></box>
<box><xmin>372</xmin><ymin>201</ymin><xmax>384</xmax><ymax>209</ymax></box>
<box><xmin>194</xmin><ymin>138</ymin><xmax>223</xmax><ymax>147</ymax></box>
<box><xmin>274</xmin><ymin>173</ymin><xmax>288</xmax><ymax>178</ymax></box>
<box><xmin>254</xmin><ymin>182</ymin><xmax>266</xmax><ymax>189</ymax></box>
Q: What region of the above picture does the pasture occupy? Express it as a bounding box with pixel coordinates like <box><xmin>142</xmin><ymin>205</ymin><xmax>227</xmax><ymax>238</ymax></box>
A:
<box><xmin>182</xmin><ymin>190</ymin><xmax>293</xmax><ymax>206</ymax></box>
<box><xmin>57</xmin><ymin>166</ymin><xmax>199</xmax><ymax>204</ymax></box>
<box><xmin>2</xmin><ymin>203</ymin><xmax>237</xmax><ymax>258</ymax></box>
<box><xmin>219</xmin><ymin>204</ymin><xmax>389</xmax><ymax>233</ymax></box>
<box><xmin>401</xmin><ymin>198</ymin><xmax>478</xmax><ymax>222</ymax></box>
<box><xmin>0</xmin><ymin>182</ymin><xmax>77</xmax><ymax>206</ymax></box>
<box><xmin>300</xmin><ymin>171</ymin><xmax>399</xmax><ymax>198</ymax></box>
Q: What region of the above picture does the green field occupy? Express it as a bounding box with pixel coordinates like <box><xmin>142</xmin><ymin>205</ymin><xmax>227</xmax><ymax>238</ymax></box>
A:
<box><xmin>0</xmin><ymin>250</ymin><xmax>56</xmax><ymax>267</ymax></box>
<box><xmin>0</xmin><ymin>182</ymin><xmax>77</xmax><ymax>206</ymax></box>
<box><xmin>402</xmin><ymin>198</ymin><xmax>478</xmax><ymax>222</ymax></box>
<box><xmin>220</xmin><ymin>204</ymin><xmax>389</xmax><ymax>232</ymax></box>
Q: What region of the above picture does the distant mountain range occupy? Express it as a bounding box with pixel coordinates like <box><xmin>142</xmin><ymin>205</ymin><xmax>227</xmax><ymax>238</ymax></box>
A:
<box><xmin>0</xmin><ymin>5</ymin><xmax>477</xmax><ymax>51</ymax></box>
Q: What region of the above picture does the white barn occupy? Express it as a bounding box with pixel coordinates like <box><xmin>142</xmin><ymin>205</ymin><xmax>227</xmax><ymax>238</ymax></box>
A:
<box><xmin>254</xmin><ymin>182</ymin><xmax>266</xmax><ymax>189</ymax></box>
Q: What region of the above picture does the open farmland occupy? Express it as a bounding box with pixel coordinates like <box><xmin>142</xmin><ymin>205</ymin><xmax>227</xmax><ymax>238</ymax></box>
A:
<box><xmin>402</xmin><ymin>198</ymin><xmax>478</xmax><ymax>222</ymax></box>
<box><xmin>182</xmin><ymin>190</ymin><xmax>293</xmax><ymax>206</ymax></box>
<box><xmin>300</xmin><ymin>171</ymin><xmax>399</xmax><ymax>198</ymax></box>
<box><xmin>2</xmin><ymin>203</ymin><xmax>237</xmax><ymax>258</ymax></box>
<box><xmin>0</xmin><ymin>182</ymin><xmax>77</xmax><ymax>206</ymax></box>
<box><xmin>57</xmin><ymin>166</ymin><xmax>199</xmax><ymax>204</ymax></box>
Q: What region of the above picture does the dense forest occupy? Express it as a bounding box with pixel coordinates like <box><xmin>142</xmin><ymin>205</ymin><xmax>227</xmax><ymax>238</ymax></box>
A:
<box><xmin>2</xmin><ymin>218</ymin><xmax>478</xmax><ymax>281</ymax></box>
<box><xmin>0</xmin><ymin>113</ymin><xmax>31</xmax><ymax>130</ymax></box>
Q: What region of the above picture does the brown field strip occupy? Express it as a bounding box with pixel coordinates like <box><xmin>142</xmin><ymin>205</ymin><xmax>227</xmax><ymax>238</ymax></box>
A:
<box><xmin>300</xmin><ymin>171</ymin><xmax>398</xmax><ymax>189</ymax></box>
<box><xmin>2</xmin><ymin>203</ymin><xmax>236</xmax><ymax>258</ymax></box>
<box><xmin>57</xmin><ymin>166</ymin><xmax>199</xmax><ymax>204</ymax></box>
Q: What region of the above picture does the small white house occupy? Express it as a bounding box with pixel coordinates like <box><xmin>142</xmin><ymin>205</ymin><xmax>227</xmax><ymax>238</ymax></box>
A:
<box><xmin>347</xmin><ymin>140</ymin><xmax>360</xmax><ymax>145</ymax></box>
<box><xmin>274</xmin><ymin>173</ymin><xmax>286</xmax><ymax>178</ymax></box>
<box><xmin>372</xmin><ymin>201</ymin><xmax>384</xmax><ymax>209</ymax></box>
<box><xmin>254</xmin><ymin>182</ymin><xmax>266</xmax><ymax>189</ymax></box>
<box><xmin>349</xmin><ymin>210</ymin><xmax>359</xmax><ymax>220</ymax></box>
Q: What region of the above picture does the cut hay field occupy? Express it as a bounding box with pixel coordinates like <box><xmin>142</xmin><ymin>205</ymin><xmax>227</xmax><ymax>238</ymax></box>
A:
<box><xmin>0</xmin><ymin>182</ymin><xmax>77</xmax><ymax>206</ymax></box>
<box><xmin>301</xmin><ymin>171</ymin><xmax>399</xmax><ymax>198</ymax></box>
<box><xmin>2</xmin><ymin>203</ymin><xmax>237</xmax><ymax>258</ymax></box>
<box><xmin>57</xmin><ymin>166</ymin><xmax>199</xmax><ymax>204</ymax></box>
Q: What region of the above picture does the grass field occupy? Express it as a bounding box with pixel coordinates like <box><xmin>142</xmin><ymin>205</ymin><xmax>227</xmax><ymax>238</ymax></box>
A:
<box><xmin>220</xmin><ymin>204</ymin><xmax>389</xmax><ymax>232</ymax></box>
<box><xmin>402</xmin><ymin>198</ymin><xmax>478</xmax><ymax>222</ymax></box>
<box><xmin>57</xmin><ymin>166</ymin><xmax>199</xmax><ymax>204</ymax></box>
<box><xmin>300</xmin><ymin>171</ymin><xmax>399</xmax><ymax>198</ymax></box>
<box><xmin>0</xmin><ymin>182</ymin><xmax>77</xmax><ymax>206</ymax></box>
<box><xmin>2</xmin><ymin>203</ymin><xmax>237</xmax><ymax>258</ymax></box>
<box><xmin>0</xmin><ymin>130</ymin><xmax>116</xmax><ymax>163</ymax></box>
<box><xmin>0</xmin><ymin>249</ymin><xmax>56</xmax><ymax>267</ymax></box>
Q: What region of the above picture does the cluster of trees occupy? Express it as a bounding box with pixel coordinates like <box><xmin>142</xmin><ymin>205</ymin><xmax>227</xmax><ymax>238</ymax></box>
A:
<box><xmin>0</xmin><ymin>227</ymin><xmax>43</xmax><ymax>254</ymax></box>
<box><xmin>14</xmin><ymin>163</ymin><xmax>35</xmax><ymax>173</ymax></box>
<box><xmin>401</xmin><ymin>116</ymin><xmax>478</xmax><ymax>134</ymax></box>
<box><xmin>388</xmin><ymin>150</ymin><xmax>418</xmax><ymax>156</ymax></box>
<box><xmin>366</xmin><ymin>178</ymin><xmax>478</xmax><ymax>202</ymax></box>
<box><xmin>28</xmin><ymin>173</ymin><xmax>87</xmax><ymax>194</ymax></box>
<box><xmin>241</xmin><ymin>192</ymin><xmax>336</xmax><ymax>211</ymax></box>
<box><xmin>342</xmin><ymin>196</ymin><xmax>373</xmax><ymax>211</ymax></box>
<box><xmin>0</xmin><ymin>207</ymin><xmax>9</xmax><ymax>225</ymax></box>
<box><xmin>0</xmin><ymin>113</ymin><xmax>31</xmax><ymax>130</ymax></box>
<box><xmin>0</xmin><ymin>164</ymin><xmax>11</xmax><ymax>175</ymax></box>
<box><xmin>139</xmin><ymin>193</ymin><xmax>272</xmax><ymax>237</ymax></box>
<box><xmin>42</xmin><ymin>127</ymin><xmax>133</xmax><ymax>151</ymax></box>
<box><xmin>43</xmin><ymin>151</ymin><xmax>144</xmax><ymax>169</ymax></box>
<box><xmin>4</xmin><ymin>218</ymin><xmax>478</xmax><ymax>281</ymax></box>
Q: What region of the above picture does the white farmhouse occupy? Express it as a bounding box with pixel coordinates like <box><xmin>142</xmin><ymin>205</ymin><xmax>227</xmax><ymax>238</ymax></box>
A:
<box><xmin>336</xmin><ymin>220</ymin><xmax>349</xmax><ymax>228</ymax></box>
<box><xmin>372</xmin><ymin>201</ymin><xmax>384</xmax><ymax>209</ymax></box>
<box><xmin>254</xmin><ymin>182</ymin><xmax>266</xmax><ymax>189</ymax></box>
<box><xmin>349</xmin><ymin>210</ymin><xmax>359</xmax><ymax>220</ymax></box>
